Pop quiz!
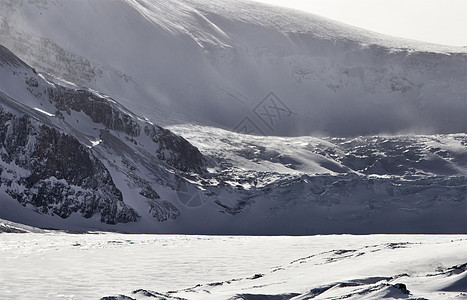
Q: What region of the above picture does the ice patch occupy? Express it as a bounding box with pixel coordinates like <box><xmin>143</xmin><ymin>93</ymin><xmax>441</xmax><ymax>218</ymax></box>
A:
<box><xmin>90</xmin><ymin>140</ymin><xmax>102</xmax><ymax>147</ymax></box>
<box><xmin>33</xmin><ymin>107</ymin><xmax>55</xmax><ymax>117</ymax></box>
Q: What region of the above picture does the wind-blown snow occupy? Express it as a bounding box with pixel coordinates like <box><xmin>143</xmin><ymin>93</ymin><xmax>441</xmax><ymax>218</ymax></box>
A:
<box><xmin>0</xmin><ymin>0</ymin><xmax>466</xmax><ymax>136</ymax></box>
<box><xmin>0</xmin><ymin>2</ymin><xmax>465</xmax><ymax>298</ymax></box>
<box><xmin>0</xmin><ymin>41</ymin><xmax>464</xmax><ymax>235</ymax></box>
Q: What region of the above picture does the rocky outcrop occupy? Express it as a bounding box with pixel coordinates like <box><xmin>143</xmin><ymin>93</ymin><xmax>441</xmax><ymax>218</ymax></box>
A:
<box><xmin>48</xmin><ymin>87</ymin><xmax>141</xmax><ymax>137</ymax></box>
<box><xmin>0</xmin><ymin>43</ymin><xmax>208</xmax><ymax>227</ymax></box>
<box><xmin>46</xmin><ymin>85</ymin><xmax>205</xmax><ymax>174</ymax></box>
<box><xmin>144</xmin><ymin>125</ymin><xmax>205</xmax><ymax>173</ymax></box>
<box><xmin>0</xmin><ymin>108</ymin><xmax>139</xmax><ymax>224</ymax></box>
<box><xmin>148</xmin><ymin>200</ymin><xmax>180</xmax><ymax>222</ymax></box>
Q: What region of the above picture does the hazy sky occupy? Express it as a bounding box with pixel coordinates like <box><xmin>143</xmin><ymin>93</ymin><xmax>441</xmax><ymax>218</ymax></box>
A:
<box><xmin>253</xmin><ymin>0</ymin><xmax>467</xmax><ymax>46</ymax></box>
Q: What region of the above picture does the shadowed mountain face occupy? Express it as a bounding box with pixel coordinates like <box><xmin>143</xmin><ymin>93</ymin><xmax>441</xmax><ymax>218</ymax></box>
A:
<box><xmin>0</xmin><ymin>44</ymin><xmax>206</xmax><ymax>228</ymax></box>
<box><xmin>0</xmin><ymin>1</ymin><xmax>465</xmax><ymax>234</ymax></box>
<box><xmin>0</xmin><ymin>0</ymin><xmax>466</xmax><ymax>136</ymax></box>
<box><xmin>0</xmin><ymin>44</ymin><xmax>464</xmax><ymax>234</ymax></box>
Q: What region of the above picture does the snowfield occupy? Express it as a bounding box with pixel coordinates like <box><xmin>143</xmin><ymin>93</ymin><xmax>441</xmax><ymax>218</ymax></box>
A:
<box><xmin>0</xmin><ymin>225</ymin><xmax>466</xmax><ymax>300</ymax></box>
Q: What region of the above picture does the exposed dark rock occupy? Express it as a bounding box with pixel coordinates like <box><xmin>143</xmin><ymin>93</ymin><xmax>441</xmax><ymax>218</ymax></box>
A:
<box><xmin>133</xmin><ymin>289</ymin><xmax>187</xmax><ymax>299</ymax></box>
<box><xmin>392</xmin><ymin>283</ymin><xmax>410</xmax><ymax>294</ymax></box>
<box><xmin>249</xmin><ymin>273</ymin><xmax>264</xmax><ymax>280</ymax></box>
<box><xmin>48</xmin><ymin>87</ymin><xmax>141</xmax><ymax>137</ymax></box>
<box><xmin>46</xmin><ymin>83</ymin><xmax>205</xmax><ymax>175</ymax></box>
<box><xmin>0</xmin><ymin>223</ymin><xmax>27</xmax><ymax>233</ymax></box>
<box><xmin>25</xmin><ymin>76</ymin><xmax>38</xmax><ymax>87</ymax></box>
<box><xmin>140</xmin><ymin>186</ymin><xmax>160</xmax><ymax>200</ymax></box>
<box><xmin>233</xmin><ymin>294</ymin><xmax>300</xmax><ymax>300</ymax></box>
<box><xmin>0</xmin><ymin>108</ymin><xmax>139</xmax><ymax>224</ymax></box>
<box><xmin>148</xmin><ymin>200</ymin><xmax>180</xmax><ymax>222</ymax></box>
<box><xmin>144</xmin><ymin>125</ymin><xmax>205</xmax><ymax>173</ymax></box>
<box><xmin>100</xmin><ymin>296</ymin><xmax>136</xmax><ymax>300</ymax></box>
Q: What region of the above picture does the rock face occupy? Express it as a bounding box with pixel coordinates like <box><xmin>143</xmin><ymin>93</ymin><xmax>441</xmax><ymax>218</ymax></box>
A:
<box><xmin>0</xmin><ymin>41</ymin><xmax>465</xmax><ymax>234</ymax></box>
<box><xmin>0</xmin><ymin>108</ymin><xmax>139</xmax><ymax>224</ymax></box>
<box><xmin>0</xmin><ymin>44</ymin><xmax>205</xmax><ymax>227</ymax></box>
<box><xmin>144</xmin><ymin>125</ymin><xmax>204</xmax><ymax>173</ymax></box>
<box><xmin>47</xmin><ymin>85</ymin><xmax>204</xmax><ymax>174</ymax></box>
<box><xmin>48</xmin><ymin>87</ymin><xmax>141</xmax><ymax>137</ymax></box>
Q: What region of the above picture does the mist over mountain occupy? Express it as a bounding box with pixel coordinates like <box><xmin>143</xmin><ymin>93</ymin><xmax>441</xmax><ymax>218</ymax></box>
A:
<box><xmin>0</xmin><ymin>0</ymin><xmax>465</xmax><ymax>234</ymax></box>
<box><xmin>1</xmin><ymin>0</ymin><xmax>466</xmax><ymax>137</ymax></box>
<box><xmin>1</xmin><ymin>2</ymin><xmax>467</xmax><ymax>299</ymax></box>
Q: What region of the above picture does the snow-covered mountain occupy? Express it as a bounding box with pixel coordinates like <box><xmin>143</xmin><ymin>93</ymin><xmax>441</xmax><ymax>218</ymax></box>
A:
<box><xmin>0</xmin><ymin>0</ymin><xmax>465</xmax><ymax>234</ymax></box>
<box><xmin>0</xmin><ymin>0</ymin><xmax>466</xmax><ymax>136</ymax></box>
<box><xmin>0</xmin><ymin>44</ymin><xmax>207</xmax><ymax>231</ymax></box>
<box><xmin>0</xmin><ymin>44</ymin><xmax>465</xmax><ymax>234</ymax></box>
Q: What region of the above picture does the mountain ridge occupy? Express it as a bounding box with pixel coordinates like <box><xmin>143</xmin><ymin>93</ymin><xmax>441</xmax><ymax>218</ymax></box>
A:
<box><xmin>1</xmin><ymin>42</ymin><xmax>465</xmax><ymax>234</ymax></box>
<box><xmin>0</xmin><ymin>0</ymin><xmax>466</xmax><ymax>136</ymax></box>
<box><xmin>0</xmin><ymin>44</ymin><xmax>209</xmax><ymax>230</ymax></box>
<box><xmin>0</xmin><ymin>0</ymin><xmax>465</xmax><ymax>234</ymax></box>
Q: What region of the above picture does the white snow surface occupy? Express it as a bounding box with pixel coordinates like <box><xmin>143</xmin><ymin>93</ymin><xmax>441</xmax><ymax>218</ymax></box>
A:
<box><xmin>0</xmin><ymin>230</ymin><xmax>466</xmax><ymax>300</ymax></box>
<box><xmin>0</xmin><ymin>0</ymin><xmax>466</xmax><ymax>136</ymax></box>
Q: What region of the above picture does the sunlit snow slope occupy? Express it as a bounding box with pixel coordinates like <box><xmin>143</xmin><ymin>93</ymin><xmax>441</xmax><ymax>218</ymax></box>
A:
<box><xmin>0</xmin><ymin>0</ymin><xmax>466</xmax><ymax>136</ymax></box>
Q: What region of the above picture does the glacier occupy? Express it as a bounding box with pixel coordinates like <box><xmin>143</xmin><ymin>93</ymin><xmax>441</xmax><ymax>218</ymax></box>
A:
<box><xmin>0</xmin><ymin>0</ymin><xmax>465</xmax><ymax>234</ymax></box>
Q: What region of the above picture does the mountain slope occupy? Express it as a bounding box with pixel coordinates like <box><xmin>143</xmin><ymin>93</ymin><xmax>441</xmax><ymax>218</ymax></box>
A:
<box><xmin>168</xmin><ymin>124</ymin><xmax>467</xmax><ymax>234</ymax></box>
<box><xmin>0</xmin><ymin>44</ymin><xmax>206</xmax><ymax>231</ymax></box>
<box><xmin>0</xmin><ymin>44</ymin><xmax>465</xmax><ymax>234</ymax></box>
<box><xmin>0</xmin><ymin>0</ymin><xmax>465</xmax><ymax>234</ymax></box>
<box><xmin>0</xmin><ymin>0</ymin><xmax>466</xmax><ymax>136</ymax></box>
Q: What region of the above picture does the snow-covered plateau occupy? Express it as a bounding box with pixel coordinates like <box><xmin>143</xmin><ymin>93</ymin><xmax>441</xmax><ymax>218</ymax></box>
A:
<box><xmin>0</xmin><ymin>222</ymin><xmax>466</xmax><ymax>300</ymax></box>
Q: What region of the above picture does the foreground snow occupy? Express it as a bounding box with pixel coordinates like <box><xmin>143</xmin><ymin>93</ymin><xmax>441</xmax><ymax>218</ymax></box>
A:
<box><xmin>1</xmin><ymin>229</ymin><xmax>466</xmax><ymax>299</ymax></box>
